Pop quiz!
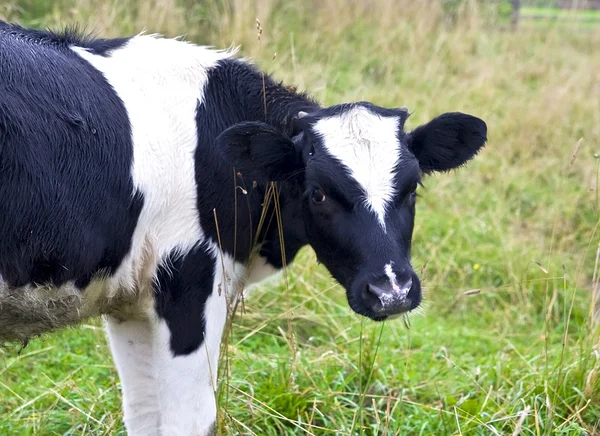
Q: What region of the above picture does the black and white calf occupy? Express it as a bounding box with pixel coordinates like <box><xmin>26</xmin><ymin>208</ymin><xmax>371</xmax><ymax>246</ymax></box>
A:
<box><xmin>0</xmin><ymin>21</ymin><xmax>487</xmax><ymax>435</ymax></box>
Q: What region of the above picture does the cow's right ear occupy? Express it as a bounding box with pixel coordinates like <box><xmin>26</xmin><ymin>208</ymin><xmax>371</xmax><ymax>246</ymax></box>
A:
<box><xmin>217</xmin><ymin>121</ymin><xmax>303</xmax><ymax>181</ymax></box>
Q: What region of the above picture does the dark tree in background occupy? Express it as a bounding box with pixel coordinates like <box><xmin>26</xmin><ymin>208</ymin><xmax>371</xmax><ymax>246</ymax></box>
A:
<box><xmin>512</xmin><ymin>0</ymin><xmax>521</xmax><ymax>30</ymax></box>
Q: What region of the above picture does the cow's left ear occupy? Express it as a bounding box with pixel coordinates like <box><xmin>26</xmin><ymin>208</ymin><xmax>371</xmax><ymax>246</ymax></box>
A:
<box><xmin>217</xmin><ymin>121</ymin><xmax>303</xmax><ymax>181</ymax></box>
<box><xmin>407</xmin><ymin>112</ymin><xmax>487</xmax><ymax>174</ymax></box>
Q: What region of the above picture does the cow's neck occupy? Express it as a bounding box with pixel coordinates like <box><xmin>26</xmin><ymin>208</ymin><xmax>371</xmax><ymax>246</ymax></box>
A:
<box><xmin>195</xmin><ymin>58</ymin><xmax>319</xmax><ymax>276</ymax></box>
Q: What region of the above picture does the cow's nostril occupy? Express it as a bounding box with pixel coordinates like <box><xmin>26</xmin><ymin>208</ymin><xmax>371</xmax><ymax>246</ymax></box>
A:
<box><xmin>366</xmin><ymin>283</ymin><xmax>387</xmax><ymax>298</ymax></box>
<box><xmin>363</xmin><ymin>283</ymin><xmax>397</xmax><ymax>314</ymax></box>
<box><xmin>398</xmin><ymin>278</ymin><xmax>413</xmax><ymax>296</ymax></box>
<box><xmin>361</xmin><ymin>283</ymin><xmax>387</xmax><ymax>312</ymax></box>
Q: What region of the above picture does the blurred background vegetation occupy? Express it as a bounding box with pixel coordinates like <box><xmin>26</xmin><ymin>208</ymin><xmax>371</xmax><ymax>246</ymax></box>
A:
<box><xmin>0</xmin><ymin>0</ymin><xmax>599</xmax><ymax>435</ymax></box>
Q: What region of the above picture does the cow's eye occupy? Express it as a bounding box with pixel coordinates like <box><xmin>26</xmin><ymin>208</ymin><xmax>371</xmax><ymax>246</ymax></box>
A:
<box><xmin>402</xmin><ymin>183</ymin><xmax>418</xmax><ymax>207</ymax></box>
<box><xmin>311</xmin><ymin>188</ymin><xmax>326</xmax><ymax>203</ymax></box>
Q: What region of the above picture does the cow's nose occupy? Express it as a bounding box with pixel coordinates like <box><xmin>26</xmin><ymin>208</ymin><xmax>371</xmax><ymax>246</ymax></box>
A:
<box><xmin>363</xmin><ymin>279</ymin><xmax>413</xmax><ymax>316</ymax></box>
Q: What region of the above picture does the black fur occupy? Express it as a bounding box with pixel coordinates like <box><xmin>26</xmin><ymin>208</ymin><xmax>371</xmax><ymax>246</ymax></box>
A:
<box><xmin>217</xmin><ymin>121</ymin><xmax>302</xmax><ymax>181</ymax></box>
<box><xmin>193</xmin><ymin>58</ymin><xmax>318</xmax><ymax>267</ymax></box>
<box><xmin>154</xmin><ymin>242</ymin><xmax>215</xmax><ymax>356</ymax></box>
<box><xmin>0</xmin><ymin>22</ymin><xmax>141</xmax><ymax>289</ymax></box>
<box><xmin>0</xmin><ymin>21</ymin><xmax>129</xmax><ymax>56</ymax></box>
<box><xmin>407</xmin><ymin>112</ymin><xmax>488</xmax><ymax>173</ymax></box>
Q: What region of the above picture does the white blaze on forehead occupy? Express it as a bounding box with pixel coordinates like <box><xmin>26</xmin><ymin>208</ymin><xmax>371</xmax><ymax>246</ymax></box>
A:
<box><xmin>313</xmin><ymin>106</ymin><xmax>402</xmax><ymax>229</ymax></box>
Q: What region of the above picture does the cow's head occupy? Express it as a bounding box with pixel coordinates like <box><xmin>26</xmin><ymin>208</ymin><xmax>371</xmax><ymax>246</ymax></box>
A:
<box><xmin>218</xmin><ymin>102</ymin><xmax>486</xmax><ymax>320</ymax></box>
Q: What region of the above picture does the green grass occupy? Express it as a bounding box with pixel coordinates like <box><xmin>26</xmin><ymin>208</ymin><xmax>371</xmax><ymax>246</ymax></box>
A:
<box><xmin>520</xmin><ymin>6</ymin><xmax>600</xmax><ymax>28</ymax></box>
<box><xmin>521</xmin><ymin>6</ymin><xmax>600</xmax><ymax>20</ymax></box>
<box><xmin>1</xmin><ymin>0</ymin><xmax>600</xmax><ymax>434</ymax></box>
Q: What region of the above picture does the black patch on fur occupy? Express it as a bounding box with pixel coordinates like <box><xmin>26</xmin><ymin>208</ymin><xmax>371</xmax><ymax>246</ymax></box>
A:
<box><xmin>194</xmin><ymin>58</ymin><xmax>319</xmax><ymax>268</ymax></box>
<box><xmin>154</xmin><ymin>243</ymin><xmax>215</xmax><ymax>356</ymax></box>
<box><xmin>206</xmin><ymin>422</ymin><xmax>217</xmax><ymax>436</ymax></box>
<box><xmin>0</xmin><ymin>21</ymin><xmax>142</xmax><ymax>288</ymax></box>
<box><xmin>0</xmin><ymin>21</ymin><xmax>130</xmax><ymax>56</ymax></box>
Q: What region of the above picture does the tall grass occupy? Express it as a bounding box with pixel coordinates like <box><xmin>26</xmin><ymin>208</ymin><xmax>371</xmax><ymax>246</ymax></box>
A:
<box><xmin>1</xmin><ymin>0</ymin><xmax>599</xmax><ymax>434</ymax></box>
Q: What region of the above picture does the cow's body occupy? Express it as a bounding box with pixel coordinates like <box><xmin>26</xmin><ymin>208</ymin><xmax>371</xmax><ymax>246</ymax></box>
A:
<box><xmin>0</xmin><ymin>22</ymin><xmax>487</xmax><ymax>435</ymax></box>
<box><xmin>0</xmin><ymin>24</ymin><xmax>296</xmax><ymax>434</ymax></box>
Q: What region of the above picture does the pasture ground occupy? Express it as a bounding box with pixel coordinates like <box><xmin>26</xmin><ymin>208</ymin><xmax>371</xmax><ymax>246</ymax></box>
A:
<box><xmin>1</xmin><ymin>1</ymin><xmax>599</xmax><ymax>435</ymax></box>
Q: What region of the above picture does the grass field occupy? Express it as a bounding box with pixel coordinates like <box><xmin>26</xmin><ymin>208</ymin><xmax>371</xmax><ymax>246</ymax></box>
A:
<box><xmin>521</xmin><ymin>6</ymin><xmax>600</xmax><ymax>20</ymax></box>
<box><xmin>1</xmin><ymin>0</ymin><xmax>600</xmax><ymax>434</ymax></box>
<box><xmin>520</xmin><ymin>5</ymin><xmax>600</xmax><ymax>28</ymax></box>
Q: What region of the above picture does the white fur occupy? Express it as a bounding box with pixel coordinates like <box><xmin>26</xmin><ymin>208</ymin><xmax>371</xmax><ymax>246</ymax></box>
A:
<box><xmin>71</xmin><ymin>36</ymin><xmax>236</xmax><ymax>294</ymax></box>
<box><xmin>70</xmin><ymin>36</ymin><xmax>240</xmax><ymax>435</ymax></box>
<box><xmin>105</xmin><ymin>317</ymin><xmax>160</xmax><ymax>436</ymax></box>
<box><xmin>245</xmin><ymin>255</ymin><xmax>281</xmax><ymax>286</ymax></box>
<box><xmin>313</xmin><ymin>107</ymin><xmax>401</xmax><ymax>230</ymax></box>
<box><xmin>153</xmin><ymin>320</ymin><xmax>218</xmax><ymax>436</ymax></box>
<box><xmin>384</xmin><ymin>263</ymin><xmax>399</xmax><ymax>291</ymax></box>
<box><xmin>384</xmin><ymin>262</ymin><xmax>411</xmax><ymax>303</ymax></box>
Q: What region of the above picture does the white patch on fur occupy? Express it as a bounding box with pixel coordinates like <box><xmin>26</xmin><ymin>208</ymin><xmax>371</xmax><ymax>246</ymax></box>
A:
<box><xmin>71</xmin><ymin>37</ymin><xmax>237</xmax><ymax>435</ymax></box>
<box><xmin>313</xmin><ymin>106</ymin><xmax>401</xmax><ymax>229</ymax></box>
<box><xmin>384</xmin><ymin>262</ymin><xmax>399</xmax><ymax>292</ymax></box>
<box><xmin>381</xmin><ymin>262</ymin><xmax>412</xmax><ymax>308</ymax></box>
<box><xmin>245</xmin><ymin>255</ymin><xmax>281</xmax><ymax>286</ymax></box>
<box><xmin>105</xmin><ymin>317</ymin><xmax>160</xmax><ymax>436</ymax></box>
<box><xmin>379</xmin><ymin>291</ymin><xmax>401</xmax><ymax>308</ymax></box>
<box><xmin>153</xmin><ymin>320</ymin><xmax>218</xmax><ymax>436</ymax></box>
<box><xmin>71</xmin><ymin>36</ymin><xmax>236</xmax><ymax>297</ymax></box>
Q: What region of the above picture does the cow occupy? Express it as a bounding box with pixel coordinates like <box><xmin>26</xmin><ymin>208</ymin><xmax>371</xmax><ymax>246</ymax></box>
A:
<box><xmin>0</xmin><ymin>21</ymin><xmax>487</xmax><ymax>435</ymax></box>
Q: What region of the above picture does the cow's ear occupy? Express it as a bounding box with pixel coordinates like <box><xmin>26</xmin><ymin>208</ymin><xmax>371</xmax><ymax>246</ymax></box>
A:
<box><xmin>217</xmin><ymin>121</ymin><xmax>302</xmax><ymax>181</ymax></box>
<box><xmin>407</xmin><ymin>112</ymin><xmax>487</xmax><ymax>174</ymax></box>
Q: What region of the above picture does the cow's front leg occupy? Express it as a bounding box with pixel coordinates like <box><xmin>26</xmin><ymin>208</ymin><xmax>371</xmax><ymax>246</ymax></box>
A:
<box><xmin>105</xmin><ymin>317</ymin><xmax>160</xmax><ymax>436</ymax></box>
<box><xmin>153</xmin><ymin>244</ymin><xmax>229</xmax><ymax>436</ymax></box>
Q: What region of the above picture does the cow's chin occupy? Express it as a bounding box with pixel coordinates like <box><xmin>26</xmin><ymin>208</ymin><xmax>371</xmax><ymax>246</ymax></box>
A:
<box><xmin>346</xmin><ymin>295</ymin><xmax>390</xmax><ymax>322</ymax></box>
<box><xmin>347</xmin><ymin>299</ymin><xmax>417</xmax><ymax>321</ymax></box>
<box><xmin>345</xmin><ymin>289</ymin><xmax>389</xmax><ymax>321</ymax></box>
